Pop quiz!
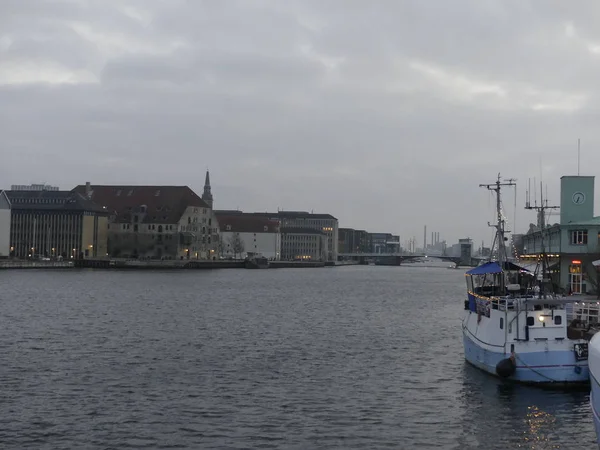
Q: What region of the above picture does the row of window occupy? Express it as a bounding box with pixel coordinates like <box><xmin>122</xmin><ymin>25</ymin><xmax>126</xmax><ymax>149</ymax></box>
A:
<box><xmin>527</xmin><ymin>230</ymin><xmax>598</xmax><ymax>246</ymax></box>
<box><xmin>499</xmin><ymin>315</ymin><xmax>562</xmax><ymax>329</ymax></box>
<box><xmin>224</xmin><ymin>225</ymin><xmax>270</xmax><ymax>232</ymax></box>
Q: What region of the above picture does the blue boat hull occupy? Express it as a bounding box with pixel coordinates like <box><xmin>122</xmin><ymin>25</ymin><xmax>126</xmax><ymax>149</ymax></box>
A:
<box><xmin>463</xmin><ymin>330</ymin><xmax>589</xmax><ymax>385</ymax></box>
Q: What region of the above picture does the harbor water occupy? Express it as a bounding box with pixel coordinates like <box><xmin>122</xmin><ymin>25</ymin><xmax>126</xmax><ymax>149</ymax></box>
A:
<box><xmin>0</xmin><ymin>265</ymin><xmax>596</xmax><ymax>449</ymax></box>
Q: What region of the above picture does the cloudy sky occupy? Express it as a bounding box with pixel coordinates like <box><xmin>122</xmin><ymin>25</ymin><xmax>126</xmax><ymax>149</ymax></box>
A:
<box><xmin>2</xmin><ymin>0</ymin><xmax>598</xmax><ymax>248</ymax></box>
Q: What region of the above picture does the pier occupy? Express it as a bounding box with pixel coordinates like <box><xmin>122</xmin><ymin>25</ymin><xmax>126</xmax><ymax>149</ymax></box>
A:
<box><xmin>0</xmin><ymin>260</ymin><xmax>74</xmax><ymax>270</ymax></box>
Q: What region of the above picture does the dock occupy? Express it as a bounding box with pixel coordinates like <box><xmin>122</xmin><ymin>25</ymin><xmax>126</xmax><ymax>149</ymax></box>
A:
<box><xmin>0</xmin><ymin>258</ymin><xmax>346</xmax><ymax>271</ymax></box>
<box><xmin>0</xmin><ymin>260</ymin><xmax>74</xmax><ymax>270</ymax></box>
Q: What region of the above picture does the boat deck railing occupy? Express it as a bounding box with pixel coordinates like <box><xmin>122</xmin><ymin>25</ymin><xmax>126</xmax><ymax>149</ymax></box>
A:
<box><xmin>567</xmin><ymin>299</ymin><xmax>600</xmax><ymax>327</ymax></box>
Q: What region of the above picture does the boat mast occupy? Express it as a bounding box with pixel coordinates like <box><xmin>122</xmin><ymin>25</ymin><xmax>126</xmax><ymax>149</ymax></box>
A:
<box><xmin>525</xmin><ymin>179</ymin><xmax>559</xmax><ymax>298</ymax></box>
<box><xmin>480</xmin><ymin>174</ymin><xmax>516</xmax><ymax>286</ymax></box>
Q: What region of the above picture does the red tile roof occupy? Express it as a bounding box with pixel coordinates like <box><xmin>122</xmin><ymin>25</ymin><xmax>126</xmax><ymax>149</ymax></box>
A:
<box><xmin>216</xmin><ymin>213</ymin><xmax>280</xmax><ymax>233</ymax></box>
<box><xmin>72</xmin><ymin>185</ymin><xmax>209</xmax><ymax>224</ymax></box>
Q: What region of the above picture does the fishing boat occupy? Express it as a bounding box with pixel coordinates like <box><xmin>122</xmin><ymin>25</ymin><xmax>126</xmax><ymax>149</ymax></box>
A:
<box><xmin>462</xmin><ymin>174</ymin><xmax>590</xmax><ymax>385</ymax></box>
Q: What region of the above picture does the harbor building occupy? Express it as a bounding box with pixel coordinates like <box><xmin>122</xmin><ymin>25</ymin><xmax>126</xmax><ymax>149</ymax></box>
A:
<box><xmin>73</xmin><ymin>181</ymin><xmax>219</xmax><ymax>260</ymax></box>
<box><xmin>521</xmin><ymin>175</ymin><xmax>600</xmax><ymax>295</ymax></box>
<box><xmin>216</xmin><ymin>213</ymin><xmax>281</xmax><ymax>259</ymax></box>
<box><xmin>280</xmin><ymin>227</ymin><xmax>327</xmax><ymax>261</ymax></box>
<box><xmin>339</xmin><ymin>228</ymin><xmax>373</xmax><ymax>254</ymax></box>
<box><xmin>5</xmin><ymin>189</ymin><xmax>109</xmax><ymax>259</ymax></box>
<box><xmin>370</xmin><ymin>232</ymin><xmax>401</xmax><ymax>254</ymax></box>
<box><xmin>215</xmin><ymin>210</ymin><xmax>339</xmax><ymax>261</ymax></box>
<box><xmin>0</xmin><ymin>191</ymin><xmax>10</xmax><ymax>257</ymax></box>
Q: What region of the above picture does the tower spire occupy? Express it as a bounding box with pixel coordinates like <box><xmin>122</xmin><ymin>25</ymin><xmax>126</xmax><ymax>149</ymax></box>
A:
<box><xmin>202</xmin><ymin>169</ymin><xmax>213</xmax><ymax>208</ymax></box>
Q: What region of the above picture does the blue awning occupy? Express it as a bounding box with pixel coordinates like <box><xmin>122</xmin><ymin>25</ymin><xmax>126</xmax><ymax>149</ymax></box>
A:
<box><xmin>466</xmin><ymin>261</ymin><xmax>530</xmax><ymax>275</ymax></box>
<box><xmin>466</xmin><ymin>262</ymin><xmax>502</xmax><ymax>275</ymax></box>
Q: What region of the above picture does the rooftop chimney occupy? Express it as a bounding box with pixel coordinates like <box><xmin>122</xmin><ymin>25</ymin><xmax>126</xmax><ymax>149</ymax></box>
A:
<box><xmin>85</xmin><ymin>181</ymin><xmax>91</xmax><ymax>199</ymax></box>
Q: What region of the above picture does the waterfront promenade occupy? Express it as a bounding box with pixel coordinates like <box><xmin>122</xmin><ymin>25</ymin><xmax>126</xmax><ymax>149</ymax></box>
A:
<box><xmin>0</xmin><ymin>258</ymin><xmax>342</xmax><ymax>270</ymax></box>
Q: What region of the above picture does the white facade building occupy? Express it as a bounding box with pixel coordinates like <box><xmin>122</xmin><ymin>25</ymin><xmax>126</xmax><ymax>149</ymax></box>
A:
<box><xmin>280</xmin><ymin>228</ymin><xmax>327</xmax><ymax>261</ymax></box>
<box><xmin>0</xmin><ymin>191</ymin><xmax>10</xmax><ymax>257</ymax></box>
<box><xmin>217</xmin><ymin>214</ymin><xmax>281</xmax><ymax>259</ymax></box>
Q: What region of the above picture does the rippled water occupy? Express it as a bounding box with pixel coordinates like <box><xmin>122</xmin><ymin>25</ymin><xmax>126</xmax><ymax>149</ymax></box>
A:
<box><xmin>0</xmin><ymin>265</ymin><xmax>595</xmax><ymax>449</ymax></box>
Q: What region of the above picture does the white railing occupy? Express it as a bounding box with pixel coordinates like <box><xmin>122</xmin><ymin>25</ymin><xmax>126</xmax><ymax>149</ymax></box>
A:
<box><xmin>567</xmin><ymin>300</ymin><xmax>600</xmax><ymax>326</ymax></box>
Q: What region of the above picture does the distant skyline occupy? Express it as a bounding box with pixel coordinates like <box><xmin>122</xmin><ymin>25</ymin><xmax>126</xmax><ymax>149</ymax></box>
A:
<box><xmin>2</xmin><ymin>1</ymin><xmax>600</xmax><ymax>246</ymax></box>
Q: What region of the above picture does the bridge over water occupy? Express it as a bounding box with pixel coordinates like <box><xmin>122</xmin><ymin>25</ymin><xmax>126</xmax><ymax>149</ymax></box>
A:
<box><xmin>337</xmin><ymin>252</ymin><xmax>485</xmax><ymax>267</ymax></box>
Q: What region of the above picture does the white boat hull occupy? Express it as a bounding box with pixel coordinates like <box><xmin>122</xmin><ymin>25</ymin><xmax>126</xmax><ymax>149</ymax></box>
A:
<box><xmin>463</xmin><ymin>309</ymin><xmax>589</xmax><ymax>385</ymax></box>
<box><xmin>589</xmin><ymin>332</ymin><xmax>600</xmax><ymax>447</ymax></box>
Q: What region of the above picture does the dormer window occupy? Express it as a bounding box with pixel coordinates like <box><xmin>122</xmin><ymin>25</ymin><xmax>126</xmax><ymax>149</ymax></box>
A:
<box><xmin>226</xmin><ymin>225</ymin><xmax>232</xmax><ymax>231</ymax></box>
<box><xmin>116</xmin><ymin>189</ymin><xmax>122</xmax><ymax>196</ymax></box>
<box><xmin>264</xmin><ymin>226</ymin><xmax>268</xmax><ymax>232</ymax></box>
<box><xmin>155</xmin><ymin>190</ymin><xmax>160</xmax><ymax>196</ymax></box>
<box><xmin>127</xmin><ymin>189</ymin><xmax>134</xmax><ymax>196</ymax></box>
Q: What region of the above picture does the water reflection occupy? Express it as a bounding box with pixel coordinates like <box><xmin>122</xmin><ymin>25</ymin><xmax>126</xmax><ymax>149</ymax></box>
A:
<box><xmin>456</xmin><ymin>362</ymin><xmax>594</xmax><ymax>449</ymax></box>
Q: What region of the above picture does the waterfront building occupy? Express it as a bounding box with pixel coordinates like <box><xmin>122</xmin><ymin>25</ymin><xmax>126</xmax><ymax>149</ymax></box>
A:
<box><xmin>216</xmin><ymin>213</ymin><xmax>281</xmax><ymax>259</ymax></box>
<box><xmin>215</xmin><ymin>210</ymin><xmax>339</xmax><ymax>261</ymax></box>
<box><xmin>338</xmin><ymin>228</ymin><xmax>354</xmax><ymax>254</ymax></box>
<box><xmin>5</xmin><ymin>189</ymin><xmax>108</xmax><ymax>259</ymax></box>
<box><xmin>369</xmin><ymin>232</ymin><xmax>401</xmax><ymax>254</ymax></box>
<box><xmin>73</xmin><ymin>182</ymin><xmax>219</xmax><ymax>260</ymax></box>
<box><xmin>0</xmin><ymin>191</ymin><xmax>10</xmax><ymax>257</ymax></box>
<box><xmin>339</xmin><ymin>228</ymin><xmax>372</xmax><ymax>254</ymax></box>
<box><xmin>280</xmin><ymin>227</ymin><xmax>327</xmax><ymax>261</ymax></box>
<box><xmin>521</xmin><ymin>175</ymin><xmax>600</xmax><ymax>294</ymax></box>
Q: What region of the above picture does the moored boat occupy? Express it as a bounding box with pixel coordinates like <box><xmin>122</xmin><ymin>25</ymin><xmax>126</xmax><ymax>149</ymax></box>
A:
<box><xmin>244</xmin><ymin>253</ymin><xmax>269</xmax><ymax>269</ymax></box>
<box><xmin>463</xmin><ymin>174</ymin><xmax>590</xmax><ymax>385</ymax></box>
<box><xmin>589</xmin><ymin>332</ymin><xmax>600</xmax><ymax>447</ymax></box>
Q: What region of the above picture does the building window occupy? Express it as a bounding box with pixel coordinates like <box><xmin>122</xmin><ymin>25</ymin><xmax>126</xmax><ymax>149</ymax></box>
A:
<box><xmin>554</xmin><ymin>315</ymin><xmax>562</xmax><ymax>325</ymax></box>
<box><xmin>571</xmin><ymin>230</ymin><xmax>588</xmax><ymax>245</ymax></box>
<box><xmin>569</xmin><ymin>262</ymin><xmax>582</xmax><ymax>294</ymax></box>
<box><xmin>226</xmin><ymin>225</ymin><xmax>231</xmax><ymax>231</ymax></box>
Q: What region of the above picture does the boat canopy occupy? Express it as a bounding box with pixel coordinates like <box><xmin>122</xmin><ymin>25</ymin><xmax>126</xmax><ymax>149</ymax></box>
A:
<box><xmin>466</xmin><ymin>261</ymin><xmax>530</xmax><ymax>276</ymax></box>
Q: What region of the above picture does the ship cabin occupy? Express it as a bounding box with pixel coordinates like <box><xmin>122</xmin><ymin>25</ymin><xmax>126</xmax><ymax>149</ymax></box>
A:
<box><xmin>465</xmin><ymin>260</ymin><xmax>595</xmax><ymax>341</ymax></box>
<box><xmin>465</xmin><ymin>261</ymin><xmax>535</xmax><ymax>310</ymax></box>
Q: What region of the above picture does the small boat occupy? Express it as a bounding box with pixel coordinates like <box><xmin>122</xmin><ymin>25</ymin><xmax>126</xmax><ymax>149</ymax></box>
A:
<box><xmin>244</xmin><ymin>253</ymin><xmax>269</xmax><ymax>269</ymax></box>
<box><xmin>462</xmin><ymin>174</ymin><xmax>590</xmax><ymax>385</ymax></box>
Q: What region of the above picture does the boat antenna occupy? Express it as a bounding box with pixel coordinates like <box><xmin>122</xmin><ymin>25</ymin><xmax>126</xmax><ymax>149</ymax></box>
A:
<box><xmin>578</xmin><ymin>138</ymin><xmax>581</xmax><ymax>176</ymax></box>
<box><xmin>480</xmin><ymin>174</ymin><xmax>516</xmax><ymax>289</ymax></box>
<box><xmin>525</xmin><ymin>180</ymin><xmax>559</xmax><ymax>298</ymax></box>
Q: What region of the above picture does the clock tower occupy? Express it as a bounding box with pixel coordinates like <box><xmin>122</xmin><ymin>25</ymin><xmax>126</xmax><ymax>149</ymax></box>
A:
<box><xmin>560</xmin><ymin>175</ymin><xmax>594</xmax><ymax>225</ymax></box>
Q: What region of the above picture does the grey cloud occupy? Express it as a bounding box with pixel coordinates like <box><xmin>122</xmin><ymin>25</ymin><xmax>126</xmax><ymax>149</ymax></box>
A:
<box><xmin>2</xmin><ymin>0</ymin><xmax>600</xmax><ymax>245</ymax></box>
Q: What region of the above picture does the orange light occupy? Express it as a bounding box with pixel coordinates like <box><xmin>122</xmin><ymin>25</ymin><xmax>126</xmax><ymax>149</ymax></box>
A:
<box><xmin>572</xmin><ymin>260</ymin><xmax>582</xmax><ymax>264</ymax></box>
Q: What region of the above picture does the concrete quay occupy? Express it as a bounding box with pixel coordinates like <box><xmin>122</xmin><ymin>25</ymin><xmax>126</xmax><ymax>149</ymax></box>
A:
<box><xmin>0</xmin><ymin>260</ymin><xmax>74</xmax><ymax>270</ymax></box>
<box><xmin>0</xmin><ymin>258</ymin><xmax>354</xmax><ymax>271</ymax></box>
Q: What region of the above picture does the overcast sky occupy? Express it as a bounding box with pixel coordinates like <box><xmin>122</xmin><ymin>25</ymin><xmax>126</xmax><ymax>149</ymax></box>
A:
<box><xmin>2</xmin><ymin>0</ymin><xmax>599</xmax><ymax>248</ymax></box>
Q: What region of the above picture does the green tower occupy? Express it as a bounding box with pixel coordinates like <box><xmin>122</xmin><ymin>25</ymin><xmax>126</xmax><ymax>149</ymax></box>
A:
<box><xmin>560</xmin><ymin>176</ymin><xmax>595</xmax><ymax>225</ymax></box>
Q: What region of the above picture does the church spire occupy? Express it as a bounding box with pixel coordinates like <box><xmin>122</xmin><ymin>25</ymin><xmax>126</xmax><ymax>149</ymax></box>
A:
<box><xmin>202</xmin><ymin>169</ymin><xmax>213</xmax><ymax>208</ymax></box>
